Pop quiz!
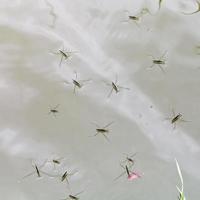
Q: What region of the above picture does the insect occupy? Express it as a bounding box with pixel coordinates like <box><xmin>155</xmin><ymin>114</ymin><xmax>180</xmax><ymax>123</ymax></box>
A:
<box><xmin>166</xmin><ymin>109</ymin><xmax>188</xmax><ymax>129</ymax></box>
<box><xmin>21</xmin><ymin>160</ymin><xmax>51</xmax><ymax>180</ymax></box>
<box><xmin>121</xmin><ymin>153</ymin><xmax>137</xmax><ymax>167</ymax></box>
<box><xmin>46</xmin><ymin>156</ymin><xmax>64</xmax><ymax>169</ymax></box>
<box><xmin>148</xmin><ymin>51</ymin><xmax>167</xmax><ymax>73</ymax></box>
<box><xmin>182</xmin><ymin>1</ymin><xmax>200</xmax><ymax>15</ymax></box>
<box><xmin>114</xmin><ymin>164</ymin><xmax>141</xmax><ymax>181</ymax></box>
<box><xmin>90</xmin><ymin>121</ymin><xmax>114</xmax><ymax>142</ymax></box>
<box><xmin>122</xmin><ymin>8</ymin><xmax>151</xmax><ymax>27</ymax></box>
<box><xmin>61</xmin><ymin>170</ymin><xmax>77</xmax><ymax>185</ymax></box>
<box><xmin>61</xmin><ymin>191</ymin><xmax>84</xmax><ymax>200</ymax></box>
<box><xmin>64</xmin><ymin>72</ymin><xmax>91</xmax><ymax>94</ymax></box>
<box><xmin>104</xmin><ymin>76</ymin><xmax>130</xmax><ymax>98</ymax></box>
<box><xmin>128</xmin><ymin>16</ymin><xmax>139</xmax><ymax>20</ymax></box>
<box><xmin>48</xmin><ymin>104</ymin><xmax>59</xmax><ymax>116</ymax></box>
<box><xmin>57</xmin><ymin>50</ymin><xmax>71</xmax><ymax>67</ymax></box>
<box><xmin>122</xmin><ymin>10</ymin><xmax>141</xmax><ymax>27</ymax></box>
<box><xmin>52</xmin><ymin>46</ymin><xmax>77</xmax><ymax>67</ymax></box>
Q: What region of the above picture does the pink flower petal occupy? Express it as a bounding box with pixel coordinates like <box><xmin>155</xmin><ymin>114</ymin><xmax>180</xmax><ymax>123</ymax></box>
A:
<box><xmin>128</xmin><ymin>172</ymin><xmax>141</xmax><ymax>180</ymax></box>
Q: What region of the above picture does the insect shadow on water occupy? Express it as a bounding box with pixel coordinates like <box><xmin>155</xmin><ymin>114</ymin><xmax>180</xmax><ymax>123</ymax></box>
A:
<box><xmin>20</xmin><ymin>160</ymin><xmax>53</xmax><ymax>181</ymax></box>
<box><xmin>147</xmin><ymin>51</ymin><xmax>168</xmax><ymax>74</ymax></box>
<box><xmin>64</xmin><ymin>71</ymin><xmax>91</xmax><ymax>94</ymax></box>
<box><xmin>120</xmin><ymin>152</ymin><xmax>137</xmax><ymax>167</ymax></box>
<box><xmin>89</xmin><ymin>121</ymin><xmax>114</xmax><ymax>142</ymax></box>
<box><xmin>61</xmin><ymin>191</ymin><xmax>84</xmax><ymax>200</ymax></box>
<box><xmin>48</xmin><ymin>104</ymin><xmax>59</xmax><ymax>117</ymax></box>
<box><xmin>182</xmin><ymin>1</ymin><xmax>200</xmax><ymax>15</ymax></box>
<box><xmin>104</xmin><ymin>75</ymin><xmax>130</xmax><ymax>98</ymax></box>
<box><xmin>114</xmin><ymin>164</ymin><xmax>141</xmax><ymax>181</ymax></box>
<box><xmin>165</xmin><ymin>108</ymin><xmax>189</xmax><ymax>129</ymax></box>
<box><xmin>51</xmin><ymin>45</ymin><xmax>78</xmax><ymax>67</ymax></box>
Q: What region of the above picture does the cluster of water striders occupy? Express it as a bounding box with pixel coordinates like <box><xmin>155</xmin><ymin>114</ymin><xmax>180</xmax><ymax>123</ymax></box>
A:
<box><xmin>19</xmin><ymin>1</ymin><xmax>200</xmax><ymax>199</ymax></box>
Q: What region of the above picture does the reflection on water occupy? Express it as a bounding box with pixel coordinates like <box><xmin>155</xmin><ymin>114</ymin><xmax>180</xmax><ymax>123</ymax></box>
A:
<box><xmin>0</xmin><ymin>0</ymin><xmax>200</xmax><ymax>199</ymax></box>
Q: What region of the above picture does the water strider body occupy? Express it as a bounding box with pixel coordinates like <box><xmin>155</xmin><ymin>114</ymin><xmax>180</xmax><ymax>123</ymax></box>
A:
<box><xmin>72</xmin><ymin>79</ymin><xmax>82</xmax><ymax>89</ymax></box>
<box><xmin>48</xmin><ymin>104</ymin><xmax>59</xmax><ymax>116</ymax></box>
<box><xmin>64</xmin><ymin>72</ymin><xmax>91</xmax><ymax>94</ymax></box>
<box><xmin>128</xmin><ymin>15</ymin><xmax>139</xmax><ymax>21</ymax></box>
<box><xmin>61</xmin><ymin>191</ymin><xmax>83</xmax><ymax>200</ymax></box>
<box><xmin>148</xmin><ymin>51</ymin><xmax>167</xmax><ymax>73</ymax></box>
<box><xmin>121</xmin><ymin>153</ymin><xmax>137</xmax><ymax>166</ymax></box>
<box><xmin>35</xmin><ymin>165</ymin><xmax>41</xmax><ymax>177</ymax></box>
<box><xmin>105</xmin><ymin>76</ymin><xmax>130</xmax><ymax>98</ymax></box>
<box><xmin>90</xmin><ymin>121</ymin><xmax>114</xmax><ymax>142</ymax></box>
<box><xmin>171</xmin><ymin>113</ymin><xmax>182</xmax><ymax>124</ymax></box>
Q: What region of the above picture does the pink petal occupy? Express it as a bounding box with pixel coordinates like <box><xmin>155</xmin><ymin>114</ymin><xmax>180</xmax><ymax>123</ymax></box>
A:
<box><xmin>128</xmin><ymin>172</ymin><xmax>141</xmax><ymax>180</ymax></box>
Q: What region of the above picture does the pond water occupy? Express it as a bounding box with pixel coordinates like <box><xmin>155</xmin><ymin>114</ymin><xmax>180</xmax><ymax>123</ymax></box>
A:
<box><xmin>0</xmin><ymin>0</ymin><xmax>200</xmax><ymax>199</ymax></box>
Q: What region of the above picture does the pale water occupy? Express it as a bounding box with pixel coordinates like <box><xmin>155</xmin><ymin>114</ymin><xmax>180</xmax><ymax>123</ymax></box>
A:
<box><xmin>0</xmin><ymin>0</ymin><xmax>200</xmax><ymax>199</ymax></box>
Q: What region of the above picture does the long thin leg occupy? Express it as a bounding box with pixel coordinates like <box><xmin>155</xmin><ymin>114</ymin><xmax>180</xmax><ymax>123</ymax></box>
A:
<box><xmin>103</xmin><ymin>121</ymin><xmax>114</xmax><ymax>129</ymax></box>
<box><xmin>65</xmin><ymin>177</ymin><xmax>70</xmax><ymax>185</ymax></box>
<box><xmin>114</xmin><ymin>171</ymin><xmax>126</xmax><ymax>181</ymax></box>
<box><xmin>130</xmin><ymin>152</ymin><xmax>137</xmax><ymax>158</ymax></box>
<box><xmin>158</xmin><ymin>65</ymin><xmax>165</xmax><ymax>74</ymax></box>
<box><xmin>172</xmin><ymin>108</ymin><xmax>175</xmax><ymax>117</ymax></box>
<box><xmin>147</xmin><ymin>54</ymin><xmax>155</xmax><ymax>60</ymax></box>
<box><xmin>54</xmin><ymin>104</ymin><xmax>60</xmax><ymax>109</ymax></box>
<box><xmin>73</xmin><ymin>85</ymin><xmax>77</xmax><ymax>94</ymax></box>
<box><xmin>179</xmin><ymin>119</ymin><xmax>190</xmax><ymax>123</ymax></box>
<box><xmin>117</xmin><ymin>85</ymin><xmax>130</xmax><ymax>90</ymax></box>
<box><xmin>103</xmin><ymin>80</ymin><xmax>111</xmax><ymax>86</ymax></box>
<box><xmin>22</xmin><ymin>171</ymin><xmax>36</xmax><ymax>179</ymax></box>
<box><xmin>133</xmin><ymin>21</ymin><xmax>140</xmax><ymax>28</ymax></box>
<box><xmin>63</xmin><ymin>80</ymin><xmax>69</xmax><ymax>85</ymax></box>
<box><xmin>107</xmin><ymin>87</ymin><xmax>114</xmax><ymax>98</ymax></box>
<box><xmin>173</xmin><ymin>122</ymin><xmax>176</xmax><ymax>130</ymax></box>
<box><xmin>121</xmin><ymin>19</ymin><xmax>130</xmax><ymax>23</ymax></box>
<box><xmin>115</xmin><ymin>75</ymin><xmax>118</xmax><ymax>85</ymax></box>
<box><xmin>74</xmin><ymin>191</ymin><xmax>84</xmax><ymax>196</ymax></box>
<box><xmin>59</xmin><ymin>54</ymin><xmax>64</xmax><ymax>67</ymax></box>
<box><xmin>92</xmin><ymin>132</ymin><xmax>99</xmax><ymax>137</ymax></box>
<box><xmin>88</xmin><ymin>132</ymin><xmax>99</xmax><ymax>138</ymax></box>
<box><xmin>102</xmin><ymin>133</ymin><xmax>110</xmax><ymax>142</ymax></box>
<box><xmin>90</xmin><ymin>122</ymin><xmax>100</xmax><ymax>128</ymax></box>
<box><xmin>148</xmin><ymin>63</ymin><xmax>155</xmax><ymax>69</ymax></box>
<box><xmin>49</xmin><ymin>51</ymin><xmax>60</xmax><ymax>55</ymax></box>
<box><xmin>114</xmin><ymin>164</ymin><xmax>127</xmax><ymax>181</ymax></box>
<box><xmin>74</xmin><ymin>71</ymin><xmax>78</xmax><ymax>80</ymax></box>
<box><xmin>121</xmin><ymin>10</ymin><xmax>130</xmax><ymax>23</ymax></box>
<box><xmin>160</xmin><ymin>50</ymin><xmax>168</xmax><ymax>60</ymax></box>
<box><xmin>79</xmin><ymin>79</ymin><xmax>92</xmax><ymax>83</ymax></box>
